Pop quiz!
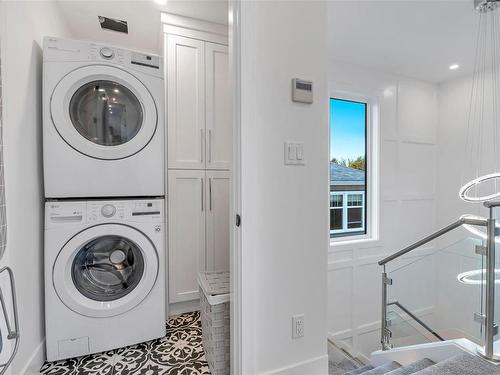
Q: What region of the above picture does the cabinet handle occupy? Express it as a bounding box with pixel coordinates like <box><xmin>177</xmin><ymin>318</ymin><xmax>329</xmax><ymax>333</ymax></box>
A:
<box><xmin>208</xmin><ymin>129</ymin><xmax>212</xmax><ymax>163</ymax></box>
<box><xmin>201</xmin><ymin>178</ymin><xmax>204</xmax><ymax>211</ymax></box>
<box><xmin>200</xmin><ymin>129</ymin><xmax>204</xmax><ymax>163</ymax></box>
<box><xmin>209</xmin><ymin>177</ymin><xmax>212</xmax><ymax>211</ymax></box>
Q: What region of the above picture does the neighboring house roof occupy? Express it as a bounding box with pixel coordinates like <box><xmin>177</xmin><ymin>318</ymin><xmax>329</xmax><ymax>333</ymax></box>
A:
<box><xmin>330</xmin><ymin>163</ymin><xmax>365</xmax><ymax>186</ymax></box>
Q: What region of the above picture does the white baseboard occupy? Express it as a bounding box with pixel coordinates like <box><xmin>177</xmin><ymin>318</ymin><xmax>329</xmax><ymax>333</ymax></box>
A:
<box><xmin>21</xmin><ymin>339</ymin><xmax>45</xmax><ymax>375</ymax></box>
<box><xmin>264</xmin><ymin>355</ymin><xmax>328</xmax><ymax>375</ymax></box>
<box><xmin>169</xmin><ymin>299</ymin><xmax>200</xmax><ymax>317</ymax></box>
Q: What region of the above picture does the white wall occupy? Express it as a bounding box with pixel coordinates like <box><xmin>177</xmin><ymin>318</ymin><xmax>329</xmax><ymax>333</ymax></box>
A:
<box><xmin>327</xmin><ymin>61</ymin><xmax>440</xmax><ymax>361</ymax></box>
<box><xmin>238</xmin><ymin>2</ymin><xmax>329</xmax><ymax>374</ymax></box>
<box><xmin>0</xmin><ymin>1</ymin><xmax>70</xmax><ymax>373</ymax></box>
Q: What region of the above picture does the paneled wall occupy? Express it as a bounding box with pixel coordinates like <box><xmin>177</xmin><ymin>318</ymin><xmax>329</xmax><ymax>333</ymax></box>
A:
<box><xmin>435</xmin><ymin>70</ymin><xmax>500</xmax><ymax>346</ymax></box>
<box><xmin>328</xmin><ymin>62</ymin><xmax>439</xmax><ymax>361</ymax></box>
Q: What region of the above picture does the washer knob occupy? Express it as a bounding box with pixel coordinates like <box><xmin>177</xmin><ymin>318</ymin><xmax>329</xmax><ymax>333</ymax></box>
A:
<box><xmin>101</xmin><ymin>204</ymin><xmax>116</xmax><ymax>218</ymax></box>
<box><xmin>100</xmin><ymin>47</ymin><xmax>114</xmax><ymax>59</ymax></box>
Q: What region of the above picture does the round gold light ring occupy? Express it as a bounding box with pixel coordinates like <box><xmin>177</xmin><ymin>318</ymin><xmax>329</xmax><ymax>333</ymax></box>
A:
<box><xmin>459</xmin><ymin>173</ymin><xmax>500</xmax><ymax>202</ymax></box>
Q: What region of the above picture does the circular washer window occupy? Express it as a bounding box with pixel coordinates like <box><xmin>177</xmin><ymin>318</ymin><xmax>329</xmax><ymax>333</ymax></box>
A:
<box><xmin>72</xmin><ymin>235</ymin><xmax>144</xmax><ymax>302</ymax></box>
<box><xmin>69</xmin><ymin>81</ymin><xmax>144</xmax><ymax>146</ymax></box>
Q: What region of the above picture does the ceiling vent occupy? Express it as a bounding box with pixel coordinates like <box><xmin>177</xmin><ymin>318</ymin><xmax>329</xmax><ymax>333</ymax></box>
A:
<box><xmin>98</xmin><ymin>16</ymin><xmax>128</xmax><ymax>34</ymax></box>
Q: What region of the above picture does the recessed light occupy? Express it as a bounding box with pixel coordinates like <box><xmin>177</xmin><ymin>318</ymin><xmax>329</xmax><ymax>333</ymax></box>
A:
<box><xmin>449</xmin><ymin>64</ymin><xmax>460</xmax><ymax>70</ymax></box>
<box><xmin>154</xmin><ymin>0</ymin><xmax>167</xmax><ymax>5</ymax></box>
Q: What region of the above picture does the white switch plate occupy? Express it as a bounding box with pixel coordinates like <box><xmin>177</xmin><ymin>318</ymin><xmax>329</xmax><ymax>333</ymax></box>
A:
<box><xmin>292</xmin><ymin>314</ymin><xmax>305</xmax><ymax>339</ymax></box>
<box><xmin>284</xmin><ymin>142</ymin><xmax>305</xmax><ymax>165</ymax></box>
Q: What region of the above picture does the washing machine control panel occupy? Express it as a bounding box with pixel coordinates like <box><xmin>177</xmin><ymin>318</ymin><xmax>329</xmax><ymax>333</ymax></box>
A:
<box><xmin>45</xmin><ymin>199</ymin><xmax>164</xmax><ymax>228</ymax></box>
<box><xmin>87</xmin><ymin>199</ymin><xmax>163</xmax><ymax>223</ymax></box>
<box><xmin>43</xmin><ymin>37</ymin><xmax>162</xmax><ymax>77</ymax></box>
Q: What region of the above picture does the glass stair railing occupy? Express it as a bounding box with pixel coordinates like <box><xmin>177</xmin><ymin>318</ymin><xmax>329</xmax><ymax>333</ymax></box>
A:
<box><xmin>378</xmin><ymin>209</ymin><xmax>500</xmax><ymax>362</ymax></box>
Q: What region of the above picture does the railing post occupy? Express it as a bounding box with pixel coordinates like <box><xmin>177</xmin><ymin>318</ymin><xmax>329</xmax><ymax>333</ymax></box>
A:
<box><xmin>381</xmin><ymin>266</ymin><xmax>391</xmax><ymax>350</ymax></box>
<box><xmin>484</xmin><ymin>206</ymin><xmax>497</xmax><ymax>360</ymax></box>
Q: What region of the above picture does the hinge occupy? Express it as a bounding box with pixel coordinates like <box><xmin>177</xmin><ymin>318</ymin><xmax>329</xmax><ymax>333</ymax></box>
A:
<box><xmin>384</xmin><ymin>328</ymin><xmax>393</xmax><ymax>339</ymax></box>
<box><xmin>474</xmin><ymin>312</ymin><xmax>486</xmax><ymax>324</ymax></box>
<box><xmin>475</xmin><ymin>245</ymin><xmax>487</xmax><ymax>256</ymax></box>
<box><xmin>383</xmin><ymin>275</ymin><xmax>393</xmax><ymax>285</ymax></box>
<box><xmin>473</xmin><ymin>313</ymin><xmax>499</xmax><ymax>334</ymax></box>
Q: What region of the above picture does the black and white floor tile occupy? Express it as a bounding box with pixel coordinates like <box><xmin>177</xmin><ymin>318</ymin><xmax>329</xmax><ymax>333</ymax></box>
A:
<box><xmin>40</xmin><ymin>311</ymin><xmax>211</xmax><ymax>375</ymax></box>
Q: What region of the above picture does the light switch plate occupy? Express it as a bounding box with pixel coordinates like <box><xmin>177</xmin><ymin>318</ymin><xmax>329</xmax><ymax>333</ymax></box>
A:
<box><xmin>284</xmin><ymin>142</ymin><xmax>305</xmax><ymax>165</ymax></box>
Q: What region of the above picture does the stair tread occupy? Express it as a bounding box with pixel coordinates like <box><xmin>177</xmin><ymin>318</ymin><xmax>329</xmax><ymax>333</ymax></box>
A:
<box><xmin>343</xmin><ymin>365</ymin><xmax>375</xmax><ymax>375</ymax></box>
<box><xmin>329</xmin><ymin>358</ymin><xmax>358</xmax><ymax>375</ymax></box>
<box><xmin>384</xmin><ymin>358</ymin><xmax>436</xmax><ymax>375</ymax></box>
<box><xmin>357</xmin><ymin>361</ymin><xmax>401</xmax><ymax>375</ymax></box>
<box><xmin>412</xmin><ymin>353</ymin><xmax>499</xmax><ymax>375</ymax></box>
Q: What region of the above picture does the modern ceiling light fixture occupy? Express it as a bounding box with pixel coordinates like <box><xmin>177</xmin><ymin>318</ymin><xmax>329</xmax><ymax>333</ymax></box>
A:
<box><xmin>460</xmin><ymin>0</ymin><xmax>500</xmax><ymax>203</ymax></box>
<box><xmin>449</xmin><ymin>63</ymin><xmax>460</xmax><ymax>70</ymax></box>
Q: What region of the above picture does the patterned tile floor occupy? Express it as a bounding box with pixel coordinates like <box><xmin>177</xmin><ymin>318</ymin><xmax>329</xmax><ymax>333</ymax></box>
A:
<box><xmin>40</xmin><ymin>311</ymin><xmax>210</xmax><ymax>375</ymax></box>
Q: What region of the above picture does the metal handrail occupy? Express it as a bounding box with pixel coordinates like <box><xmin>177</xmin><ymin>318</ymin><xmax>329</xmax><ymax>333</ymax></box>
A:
<box><xmin>388</xmin><ymin>301</ymin><xmax>445</xmax><ymax>342</ymax></box>
<box><xmin>378</xmin><ymin>217</ymin><xmax>487</xmax><ymax>266</ymax></box>
<box><xmin>379</xmin><ymin>215</ymin><xmax>489</xmax><ymax>352</ymax></box>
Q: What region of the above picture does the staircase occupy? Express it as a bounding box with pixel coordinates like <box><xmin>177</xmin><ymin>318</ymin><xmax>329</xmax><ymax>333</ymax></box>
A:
<box><xmin>338</xmin><ymin>353</ymin><xmax>499</xmax><ymax>375</ymax></box>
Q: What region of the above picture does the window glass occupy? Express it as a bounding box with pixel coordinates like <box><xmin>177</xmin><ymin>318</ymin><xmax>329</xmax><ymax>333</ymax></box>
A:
<box><xmin>70</xmin><ymin>80</ymin><xmax>143</xmax><ymax>146</ymax></box>
<box><xmin>330</xmin><ymin>98</ymin><xmax>367</xmax><ymax>238</ymax></box>
<box><xmin>72</xmin><ymin>235</ymin><xmax>144</xmax><ymax>302</ymax></box>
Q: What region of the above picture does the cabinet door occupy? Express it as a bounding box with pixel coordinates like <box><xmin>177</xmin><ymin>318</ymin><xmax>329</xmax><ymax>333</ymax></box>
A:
<box><xmin>205</xmin><ymin>43</ymin><xmax>231</xmax><ymax>170</ymax></box>
<box><xmin>205</xmin><ymin>170</ymin><xmax>230</xmax><ymax>271</ymax></box>
<box><xmin>167</xmin><ymin>35</ymin><xmax>206</xmax><ymax>169</ymax></box>
<box><xmin>168</xmin><ymin>170</ymin><xmax>206</xmax><ymax>303</ymax></box>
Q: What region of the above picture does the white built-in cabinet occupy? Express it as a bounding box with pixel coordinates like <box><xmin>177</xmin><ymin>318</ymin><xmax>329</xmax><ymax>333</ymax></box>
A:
<box><xmin>167</xmin><ymin>35</ymin><xmax>231</xmax><ymax>170</ymax></box>
<box><xmin>166</xmin><ymin>32</ymin><xmax>231</xmax><ymax>304</ymax></box>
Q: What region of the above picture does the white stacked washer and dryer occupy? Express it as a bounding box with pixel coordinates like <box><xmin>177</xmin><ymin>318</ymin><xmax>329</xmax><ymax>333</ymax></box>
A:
<box><xmin>42</xmin><ymin>37</ymin><xmax>167</xmax><ymax>361</ymax></box>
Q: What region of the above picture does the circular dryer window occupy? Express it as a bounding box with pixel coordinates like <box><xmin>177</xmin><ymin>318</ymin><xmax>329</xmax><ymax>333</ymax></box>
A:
<box><xmin>70</xmin><ymin>81</ymin><xmax>144</xmax><ymax>146</ymax></box>
<box><xmin>53</xmin><ymin>224</ymin><xmax>159</xmax><ymax>318</ymax></box>
<box><xmin>72</xmin><ymin>235</ymin><xmax>145</xmax><ymax>302</ymax></box>
<box><xmin>50</xmin><ymin>65</ymin><xmax>158</xmax><ymax>160</ymax></box>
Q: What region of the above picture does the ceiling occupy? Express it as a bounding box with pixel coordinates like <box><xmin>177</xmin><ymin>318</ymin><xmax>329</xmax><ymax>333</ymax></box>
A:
<box><xmin>56</xmin><ymin>0</ymin><xmax>228</xmax><ymax>54</ymax></box>
<box><xmin>328</xmin><ymin>1</ymin><xmax>480</xmax><ymax>83</ymax></box>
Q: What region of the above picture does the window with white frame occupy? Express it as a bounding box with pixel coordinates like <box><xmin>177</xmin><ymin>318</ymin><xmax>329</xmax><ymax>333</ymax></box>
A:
<box><xmin>330</xmin><ymin>97</ymin><xmax>368</xmax><ymax>238</ymax></box>
<box><xmin>330</xmin><ymin>191</ymin><xmax>365</xmax><ymax>235</ymax></box>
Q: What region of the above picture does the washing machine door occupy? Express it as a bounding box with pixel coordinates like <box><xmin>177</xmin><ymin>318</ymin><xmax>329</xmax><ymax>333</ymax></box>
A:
<box><xmin>53</xmin><ymin>224</ymin><xmax>159</xmax><ymax>318</ymax></box>
<box><xmin>50</xmin><ymin>65</ymin><xmax>158</xmax><ymax>160</ymax></box>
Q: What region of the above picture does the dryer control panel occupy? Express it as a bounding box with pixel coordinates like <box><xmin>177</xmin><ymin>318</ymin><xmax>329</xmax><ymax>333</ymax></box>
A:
<box><xmin>43</xmin><ymin>36</ymin><xmax>162</xmax><ymax>78</ymax></box>
<box><xmin>45</xmin><ymin>198</ymin><xmax>164</xmax><ymax>228</ymax></box>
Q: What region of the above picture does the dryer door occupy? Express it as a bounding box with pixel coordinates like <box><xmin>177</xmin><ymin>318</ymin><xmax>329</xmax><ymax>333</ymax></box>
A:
<box><xmin>53</xmin><ymin>224</ymin><xmax>159</xmax><ymax>318</ymax></box>
<box><xmin>50</xmin><ymin>65</ymin><xmax>158</xmax><ymax>160</ymax></box>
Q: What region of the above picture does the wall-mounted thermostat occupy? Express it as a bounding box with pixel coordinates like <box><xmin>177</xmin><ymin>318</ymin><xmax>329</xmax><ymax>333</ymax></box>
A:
<box><xmin>292</xmin><ymin>78</ymin><xmax>313</xmax><ymax>104</ymax></box>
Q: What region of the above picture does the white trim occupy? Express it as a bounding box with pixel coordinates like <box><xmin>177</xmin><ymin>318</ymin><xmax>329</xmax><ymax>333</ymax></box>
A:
<box><xmin>161</xmin><ymin>13</ymin><xmax>228</xmax><ymax>45</ymax></box>
<box><xmin>263</xmin><ymin>355</ymin><xmax>328</xmax><ymax>375</ymax></box>
<box><xmin>229</xmin><ymin>1</ymin><xmax>242</xmax><ymax>374</ymax></box>
<box><xmin>169</xmin><ymin>300</ymin><xmax>201</xmax><ymax>317</ymax></box>
<box><xmin>21</xmin><ymin>340</ymin><xmax>45</xmax><ymax>375</ymax></box>
<box><xmin>329</xmin><ymin>91</ymin><xmax>380</xmax><ymax>248</ymax></box>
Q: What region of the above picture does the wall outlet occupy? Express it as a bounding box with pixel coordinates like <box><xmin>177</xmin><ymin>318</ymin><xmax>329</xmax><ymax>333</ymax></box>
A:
<box><xmin>292</xmin><ymin>314</ymin><xmax>305</xmax><ymax>339</ymax></box>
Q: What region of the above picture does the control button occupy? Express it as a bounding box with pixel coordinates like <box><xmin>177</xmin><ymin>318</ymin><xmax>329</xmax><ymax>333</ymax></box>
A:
<box><xmin>101</xmin><ymin>204</ymin><xmax>116</xmax><ymax>218</ymax></box>
<box><xmin>100</xmin><ymin>47</ymin><xmax>114</xmax><ymax>59</ymax></box>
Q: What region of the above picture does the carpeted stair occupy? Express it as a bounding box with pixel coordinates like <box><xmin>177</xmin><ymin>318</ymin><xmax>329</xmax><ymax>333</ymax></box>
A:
<box><xmin>412</xmin><ymin>353</ymin><xmax>499</xmax><ymax>374</ymax></box>
<box><xmin>338</xmin><ymin>353</ymin><xmax>500</xmax><ymax>375</ymax></box>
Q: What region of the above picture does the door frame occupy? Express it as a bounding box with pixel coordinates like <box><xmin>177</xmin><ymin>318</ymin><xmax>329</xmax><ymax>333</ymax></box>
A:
<box><xmin>228</xmin><ymin>1</ymin><xmax>242</xmax><ymax>373</ymax></box>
